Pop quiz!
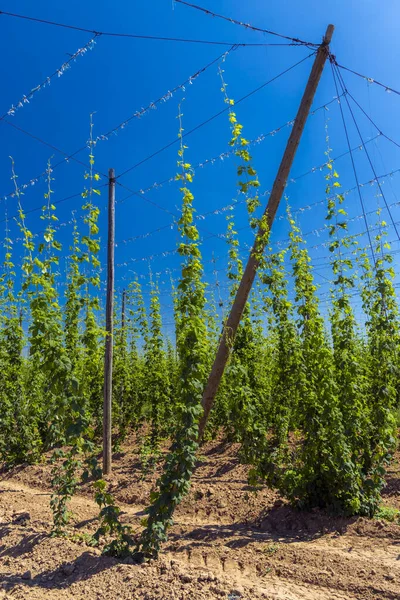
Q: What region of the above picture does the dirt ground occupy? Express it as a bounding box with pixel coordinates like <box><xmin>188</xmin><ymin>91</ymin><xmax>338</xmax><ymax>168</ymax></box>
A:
<box><xmin>1</xmin><ymin>434</ymin><xmax>400</xmax><ymax>600</ymax></box>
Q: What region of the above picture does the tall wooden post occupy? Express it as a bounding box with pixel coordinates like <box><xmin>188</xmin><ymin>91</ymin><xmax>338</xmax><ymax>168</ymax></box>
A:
<box><xmin>198</xmin><ymin>25</ymin><xmax>334</xmax><ymax>439</ymax></box>
<box><xmin>121</xmin><ymin>289</ymin><xmax>126</xmax><ymax>332</ymax></box>
<box><xmin>103</xmin><ymin>168</ymin><xmax>115</xmax><ymax>475</ymax></box>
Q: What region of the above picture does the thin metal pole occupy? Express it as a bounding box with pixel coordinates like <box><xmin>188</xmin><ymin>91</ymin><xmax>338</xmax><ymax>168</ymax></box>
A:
<box><xmin>103</xmin><ymin>168</ymin><xmax>115</xmax><ymax>475</ymax></box>
<box><xmin>198</xmin><ymin>25</ymin><xmax>335</xmax><ymax>440</ymax></box>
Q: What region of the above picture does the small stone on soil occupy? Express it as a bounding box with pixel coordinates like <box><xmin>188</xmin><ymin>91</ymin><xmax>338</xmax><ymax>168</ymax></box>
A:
<box><xmin>62</xmin><ymin>563</ymin><xmax>75</xmax><ymax>577</ymax></box>
<box><xmin>21</xmin><ymin>571</ymin><xmax>31</xmax><ymax>580</ymax></box>
<box><xmin>13</xmin><ymin>512</ymin><xmax>30</xmax><ymax>525</ymax></box>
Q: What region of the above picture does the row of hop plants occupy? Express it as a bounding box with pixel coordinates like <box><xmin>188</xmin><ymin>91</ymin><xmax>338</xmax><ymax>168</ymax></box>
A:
<box><xmin>0</xmin><ymin>67</ymin><xmax>399</xmax><ymax>559</ymax></box>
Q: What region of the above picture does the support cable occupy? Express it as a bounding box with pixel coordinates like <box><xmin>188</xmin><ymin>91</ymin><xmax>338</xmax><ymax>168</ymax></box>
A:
<box><xmin>330</xmin><ymin>59</ymin><xmax>377</xmax><ymax>268</ymax></box>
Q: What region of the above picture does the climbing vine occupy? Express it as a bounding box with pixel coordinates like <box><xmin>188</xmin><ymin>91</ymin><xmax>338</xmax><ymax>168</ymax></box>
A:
<box><xmin>137</xmin><ymin>101</ymin><xmax>209</xmax><ymax>559</ymax></box>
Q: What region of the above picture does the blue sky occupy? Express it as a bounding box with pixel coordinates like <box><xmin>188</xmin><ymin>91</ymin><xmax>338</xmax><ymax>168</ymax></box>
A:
<box><xmin>1</xmin><ymin>0</ymin><xmax>400</xmax><ymax>332</ymax></box>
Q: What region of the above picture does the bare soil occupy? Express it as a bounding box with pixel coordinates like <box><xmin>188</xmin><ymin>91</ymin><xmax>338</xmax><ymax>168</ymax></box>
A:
<box><xmin>1</xmin><ymin>433</ymin><xmax>400</xmax><ymax>599</ymax></box>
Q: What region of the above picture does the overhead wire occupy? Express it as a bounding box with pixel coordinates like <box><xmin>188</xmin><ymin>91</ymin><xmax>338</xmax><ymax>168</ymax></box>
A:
<box><xmin>96</xmin><ymin>45</ymin><xmax>237</xmax><ymax>141</ymax></box>
<box><xmin>2</xmin><ymin>131</ymin><xmax>394</xmax><ymax>253</ymax></box>
<box><xmin>115</xmin><ymin>136</ymin><xmax>383</xmax><ymax>247</ymax></box>
<box><xmin>330</xmin><ymin>58</ymin><xmax>377</xmax><ymax>269</ymax></box>
<box><xmin>137</xmin><ymin>234</ymin><xmax>400</xmax><ymax>289</ymax></box>
<box><xmin>116</xmin><ymin>51</ymin><xmax>315</xmax><ymax>179</ymax></box>
<box><xmin>334</xmin><ymin>63</ymin><xmax>400</xmax><ymax>244</ymax></box>
<box><xmin>0</xmin><ymin>45</ymin><xmax>237</xmax><ymax>202</ymax></box>
<box><xmin>342</xmin><ymin>89</ymin><xmax>400</xmax><ymax>151</ymax></box>
<box><xmin>177</xmin><ymin>157</ymin><xmax>400</xmax><ymax>261</ymax></box>
<box><xmin>1</xmin><ymin>52</ymin><xmax>315</xmax><ymax>221</ymax></box>
<box><xmin>117</xmin><ymin>235</ymin><xmax>400</xmax><ymax>314</ymax></box>
<box><xmin>2</xmin><ymin>48</ymin><xmax>311</xmax><ymax>204</ymax></box>
<box><xmin>3</xmin><ymin>104</ymin><xmax>398</xmax><ymax>285</ymax></box>
<box><xmin>0</xmin><ymin>188</ymin><xmax>106</xmax><ymax>225</ymax></box>
<box><xmin>114</xmin><ymin>198</ymin><xmax>400</xmax><ymax>269</ymax></box>
<box><xmin>173</xmin><ymin>0</ymin><xmax>319</xmax><ymax>47</ymax></box>
<box><xmin>0</xmin><ymin>9</ymin><xmax>310</xmax><ymax>47</ymax></box>
<box><xmin>333</xmin><ymin>60</ymin><xmax>400</xmax><ymax>97</ymax></box>
<box><xmin>115</xmin><ymin>180</ymin><xmax>225</xmax><ymax>241</ymax></box>
<box><xmin>116</xmin><ymin>95</ymin><xmax>346</xmax><ymax>204</ymax></box>
<box><xmin>0</xmin><ymin>35</ymin><xmax>98</xmax><ymax>121</ymax></box>
<box><xmin>1</xmin><ymin>119</ymin><xmax>105</xmax><ymax>176</ymax></box>
<box><xmin>0</xmin><ymin>94</ymin><xmax>343</xmax><ymax>223</ymax></box>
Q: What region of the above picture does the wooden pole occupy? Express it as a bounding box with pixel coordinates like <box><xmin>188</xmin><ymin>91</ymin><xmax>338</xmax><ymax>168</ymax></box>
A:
<box><xmin>103</xmin><ymin>168</ymin><xmax>115</xmax><ymax>475</ymax></box>
<box><xmin>121</xmin><ymin>289</ymin><xmax>126</xmax><ymax>332</ymax></box>
<box><xmin>198</xmin><ymin>25</ymin><xmax>334</xmax><ymax>439</ymax></box>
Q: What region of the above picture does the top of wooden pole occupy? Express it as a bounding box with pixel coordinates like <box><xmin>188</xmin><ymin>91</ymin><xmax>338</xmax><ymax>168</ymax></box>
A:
<box><xmin>323</xmin><ymin>24</ymin><xmax>334</xmax><ymax>45</ymax></box>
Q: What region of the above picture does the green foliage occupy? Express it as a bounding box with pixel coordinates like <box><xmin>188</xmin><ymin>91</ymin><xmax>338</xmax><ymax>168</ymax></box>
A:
<box><xmin>64</xmin><ymin>215</ymin><xmax>84</xmax><ymax>371</ymax></box>
<box><xmin>112</xmin><ymin>290</ymin><xmax>132</xmax><ymax>446</ymax></box>
<box><xmin>218</xmin><ymin>63</ymin><xmax>261</xmax><ymax>221</ymax></box>
<box><xmin>50</xmin><ymin>447</ymin><xmax>81</xmax><ymax>536</ymax></box>
<box><xmin>211</xmin><ymin>65</ymin><xmax>272</xmax><ymax>448</ymax></box>
<box><xmin>276</xmin><ymin>211</ymin><xmax>362</xmax><ymax>514</ymax></box>
<box><xmin>79</xmin><ymin>114</ymin><xmax>103</xmax><ymax>430</ymax></box>
<box><xmin>136</xmin><ymin>277</ymin><xmax>170</xmax><ymax>473</ymax></box>
<box><xmin>216</xmin><ymin>211</ymin><xmax>271</xmax><ymax>450</ymax></box>
<box><xmin>0</xmin><ymin>200</ymin><xmax>40</xmax><ymax>464</ymax></box>
<box><xmin>2</xmin><ymin>77</ymin><xmax>400</xmax><ymax>565</ymax></box>
<box><xmin>324</xmin><ymin>131</ymin><xmax>370</xmax><ymax>490</ymax></box>
<box><xmin>260</xmin><ymin>248</ymin><xmax>302</xmax><ymax>464</ymax></box>
<box><xmin>142</xmin><ymin>276</ymin><xmax>170</xmax><ymax>446</ymax></box>
<box><xmin>375</xmin><ymin>505</ymin><xmax>400</xmax><ymax>523</ymax></box>
<box><xmin>116</xmin><ymin>278</ymin><xmax>148</xmax><ymax>434</ymax></box>
<box><xmin>9</xmin><ymin>159</ymin><xmax>90</xmax><ymax>533</ymax></box>
<box><xmin>92</xmin><ymin>479</ymin><xmax>136</xmax><ymax>557</ymax></box>
<box><xmin>359</xmin><ymin>216</ymin><xmax>399</xmax><ymax>512</ymax></box>
<box><xmin>137</xmin><ymin>102</ymin><xmax>209</xmax><ymax>559</ymax></box>
<box><xmin>0</xmin><ymin>315</ymin><xmax>39</xmax><ymax>465</ymax></box>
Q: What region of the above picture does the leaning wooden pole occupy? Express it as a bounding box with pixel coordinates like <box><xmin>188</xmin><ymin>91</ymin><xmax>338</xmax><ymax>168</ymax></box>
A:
<box><xmin>103</xmin><ymin>168</ymin><xmax>116</xmax><ymax>475</ymax></box>
<box><xmin>198</xmin><ymin>25</ymin><xmax>334</xmax><ymax>439</ymax></box>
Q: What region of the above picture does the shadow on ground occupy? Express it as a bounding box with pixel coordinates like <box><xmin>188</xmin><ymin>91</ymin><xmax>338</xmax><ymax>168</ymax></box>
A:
<box><xmin>0</xmin><ymin>550</ymin><xmax>118</xmax><ymax>594</ymax></box>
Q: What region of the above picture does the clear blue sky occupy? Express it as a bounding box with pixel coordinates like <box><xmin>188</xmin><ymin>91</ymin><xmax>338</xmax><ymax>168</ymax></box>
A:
<box><xmin>1</xmin><ymin>0</ymin><xmax>400</xmax><ymax>331</ymax></box>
